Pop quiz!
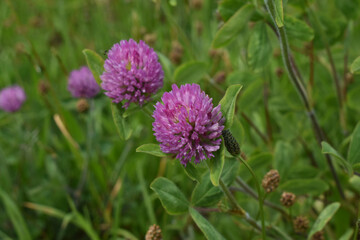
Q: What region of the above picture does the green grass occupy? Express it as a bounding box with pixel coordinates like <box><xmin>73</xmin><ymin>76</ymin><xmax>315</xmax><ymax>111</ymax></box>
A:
<box><xmin>1</xmin><ymin>0</ymin><xmax>360</xmax><ymax>239</ymax></box>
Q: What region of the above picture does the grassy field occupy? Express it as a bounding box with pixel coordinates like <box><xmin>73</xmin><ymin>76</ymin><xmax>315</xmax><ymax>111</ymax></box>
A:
<box><xmin>1</xmin><ymin>0</ymin><xmax>360</xmax><ymax>239</ymax></box>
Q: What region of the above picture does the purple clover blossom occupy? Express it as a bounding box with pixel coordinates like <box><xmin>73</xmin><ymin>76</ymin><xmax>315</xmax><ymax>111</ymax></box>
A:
<box><xmin>0</xmin><ymin>85</ymin><xmax>26</xmax><ymax>112</ymax></box>
<box><xmin>152</xmin><ymin>84</ymin><xmax>225</xmax><ymax>166</ymax></box>
<box><xmin>101</xmin><ymin>39</ymin><xmax>164</xmax><ymax>109</ymax></box>
<box><xmin>68</xmin><ymin>66</ymin><xmax>100</xmax><ymax>98</ymax></box>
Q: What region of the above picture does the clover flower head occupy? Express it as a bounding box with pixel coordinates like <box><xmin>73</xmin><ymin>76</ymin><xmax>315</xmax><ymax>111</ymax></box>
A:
<box><xmin>0</xmin><ymin>85</ymin><xmax>26</xmax><ymax>112</ymax></box>
<box><xmin>101</xmin><ymin>39</ymin><xmax>164</xmax><ymax>109</ymax></box>
<box><xmin>68</xmin><ymin>66</ymin><xmax>100</xmax><ymax>98</ymax></box>
<box><xmin>153</xmin><ymin>84</ymin><xmax>224</xmax><ymax>166</ymax></box>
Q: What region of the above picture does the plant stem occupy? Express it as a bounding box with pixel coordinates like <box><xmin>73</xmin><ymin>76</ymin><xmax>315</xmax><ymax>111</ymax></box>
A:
<box><xmin>234</xmin><ymin>177</ymin><xmax>290</xmax><ymax>220</ymax></box>
<box><xmin>219</xmin><ymin>179</ymin><xmax>246</xmax><ymax>216</ymax></box>
<box><xmin>235</xmin><ymin>156</ymin><xmax>266</xmax><ymax>240</ymax></box>
<box><xmin>218</xmin><ymin>178</ymin><xmax>269</xmax><ymax>237</ymax></box>
<box><xmin>263</xmin><ymin>0</ymin><xmax>345</xmax><ymax>199</ymax></box>
<box><xmin>263</xmin><ymin>80</ymin><xmax>273</xmax><ymax>144</ymax></box>
<box><xmin>241</xmin><ymin>112</ymin><xmax>269</xmax><ymax>144</ymax></box>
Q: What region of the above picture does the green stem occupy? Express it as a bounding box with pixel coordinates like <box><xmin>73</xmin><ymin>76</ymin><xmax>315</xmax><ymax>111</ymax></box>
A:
<box><xmin>235</xmin><ymin>177</ymin><xmax>290</xmax><ymax>220</ymax></box>
<box><xmin>219</xmin><ymin>179</ymin><xmax>246</xmax><ymax>216</ymax></box>
<box><xmin>236</xmin><ymin>156</ymin><xmax>266</xmax><ymax>240</ymax></box>
<box><xmin>263</xmin><ymin>0</ymin><xmax>345</xmax><ymax>199</ymax></box>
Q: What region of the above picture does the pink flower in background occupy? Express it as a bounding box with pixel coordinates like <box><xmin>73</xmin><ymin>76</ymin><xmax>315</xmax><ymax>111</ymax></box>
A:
<box><xmin>153</xmin><ymin>84</ymin><xmax>224</xmax><ymax>166</ymax></box>
<box><xmin>101</xmin><ymin>39</ymin><xmax>164</xmax><ymax>109</ymax></box>
<box><xmin>68</xmin><ymin>66</ymin><xmax>100</xmax><ymax>98</ymax></box>
<box><xmin>0</xmin><ymin>85</ymin><xmax>26</xmax><ymax>112</ymax></box>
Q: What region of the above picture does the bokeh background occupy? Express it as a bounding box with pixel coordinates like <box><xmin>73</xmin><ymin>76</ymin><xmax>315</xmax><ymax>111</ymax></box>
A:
<box><xmin>1</xmin><ymin>0</ymin><xmax>360</xmax><ymax>239</ymax></box>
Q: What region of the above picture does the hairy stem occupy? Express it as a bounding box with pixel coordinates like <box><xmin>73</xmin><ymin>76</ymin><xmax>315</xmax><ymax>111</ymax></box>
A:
<box><xmin>219</xmin><ymin>179</ymin><xmax>246</xmax><ymax>215</ymax></box>
<box><xmin>263</xmin><ymin>0</ymin><xmax>345</xmax><ymax>199</ymax></box>
<box><xmin>241</xmin><ymin>112</ymin><xmax>269</xmax><ymax>144</ymax></box>
<box><xmin>236</xmin><ymin>156</ymin><xmax>266</xmax><ymax>240</ymax></box>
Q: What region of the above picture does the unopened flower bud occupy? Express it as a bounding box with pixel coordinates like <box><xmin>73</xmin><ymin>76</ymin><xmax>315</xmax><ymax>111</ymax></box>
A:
<box><xmin>145</xmin><ymin>224</ymin><xmax>162</xmax><ymax>240</ymax></box>
<box><xmin>222</xmin><ymin>129</ymin><xmax>240</xmax><ymax>156</ymax></box>
<box><xmin>76</xmin><ymin>98</ymin><xmax>89</xmax><ymax>113</ymax></box>
<box><xmin>262</xmin><ymin>169</ymin><xmax>280</xmax><ymax>193</ymax></box>
<box><xmin>311</xmin><ymin>231</ymin><xmax>324</xmax><ymax>240</ymax></box>
<box><xmin>280</xmin><ymin>192</ymin><xmax>296</xmax><ymax>207</ymax></box>
<box><xmin>293</xmin><ymin>216</ymin><xmax>309</xmax><ymax>233</ymax></box>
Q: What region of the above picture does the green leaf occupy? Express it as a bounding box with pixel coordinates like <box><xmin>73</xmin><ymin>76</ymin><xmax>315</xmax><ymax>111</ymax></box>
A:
<box><xmin>339</xmin><ymin>229</ymin><xmax>354</xmax><ymax>240</ymax></box>
<box><xmin>136</xmin><ymin>144</ymin><xmax>167</xmax><ymax>157</ymax></box>
<box><xmin>335</xmin><ymin>0</ymin><xmax>359</xmax><ymax>20</ymax></box>
<box><xmin>26</xmin><ymin>201</ymin><xmax>99</xmax><ymax>240</ymax></box>
<box><xmin>212</xmin><ymin>4</ymin><xmax>254</xmax><ymax>48</ymax></box>
<box><xmin>349</xmin><ymin>175</ymin><xmax>360</xmax><ymax>194</ymax></box>
<box><xmin>270</xmin><ymin>226</ymin><xmax>292</xmax><ymax>240</ymax></box>
<box><xmin>189</xmin><ymin>208</ymin><xmax>226</xmax><ymax>240</ymax></box>
<box><xmin>274</xmin><ymin>0</ymin><xmax>284</xmax><ymax>27</ymax></box>
<box><xmin>173</xmin><ymin>61</ymin><xmax>207</xmax><ymax>84</ymax></box>
<box><xmin>347</xmin><ymin>86</ymin><xmax>360</xmax><ymax>111</ymax></box>
<box><xmin>219</xmin><ymin>84</ymin><xmax>242</xmax><ymax>129</ymax></box>
<box><xmin>321</xmin><ymin>142</ymin><xmax>352</xmax><ymax>175</ymax></box>
<box><xmin>274</xmin><ymin>141</ymin><xmax>294</xmax><ymax>180</ymax></box>
<box><xmin>238</xmin><ymin>79</ymin><xmax>263</xmax><ymax>111</ymax></box>
<box><xmin>0</xmin><ymin>189</ymin><xmax>31</xmax><ymax>240</ymax></box>
<box><xmin>218</xmin><ymin>0</ymin><xmax>247</xmax><ymax>21</ymax></box>
<box><xmin>222</xmin><ymin>156</ymin><xmax>240</xmax><ymax>185</ymax></box>
<box><xmin>83</xmin><ymin>49</ymin><xmax>105</xmax><ymax>85</ymax></box>
<box><xmin>247</xmin><ymin>23</ymin><xmax>272</xmax><ymax>70</ymax></box>
<box><xmin>350</xmin><ymin>56</ymin><xmax>360</xmax><ymax>74</ymax></box>
<box><xmin>208</xmin><ymin>142</ymin><xmax>225</xmax><ymax>186</ymax></box>
<box><xmin>308</xmin><ymin>202</ymin><xmax>340</xmax><ymax>240</ymax></box>
<box><xmin>348</xmin><ymin>122</ymin><xmax>360</xmax><ymax>166</ymax></box>
<box><xmin>183</xmin><ymin>163</ymin><xmax>202</xmax><ymax>182</ymax></box>
<box><xmin>191</xmin><ymin>172</ymin><xmax>223</xmax><ymax>207</ymax></box>
<box><xmin>111</xmin><ymin>103</ymin><xmax>132</xmax><ymax>140</ymax></box>
<box><xmin>285</xmin><ymin>15</ymin><xmax>314</xmax><ymax>42</ymax></box>
<box><xmin>280</xmin><ymin>179</ymin><xmax>329</xmax><ymax>196</ymax></box>
<box><xmin>150</xmin><ymin>177</ymin><xmax>189</xmax><ymax>215</ymax></box>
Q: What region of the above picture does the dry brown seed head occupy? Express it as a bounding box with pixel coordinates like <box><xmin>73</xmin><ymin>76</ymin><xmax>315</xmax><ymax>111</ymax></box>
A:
<box><xmin>293</xmin><ymin>216</ymin><xmax>309</xmax><ymax>233</ymax></box>
<box><xmin>311</xmin><ymin>231</ymin><xmax>324</xmax><ymax>240</ymax></box>
<box><xmin>280</xmin><ymin>192</ymin><xmax>296</xmax><ymax>207</ymax></box>
<box><xmin>76</xmin><ymin>98</ymin><xmax>89</xmax><ymax>113</ymax></box>
<box><xmin>145</xmin><ymin>224</ymin><xmax>162</xmax><ymax>240</ymax></box>
<box><xmin>262</xmin><ymin>169</ymin><xmax>280</xmax><ymax>193</ymax></box>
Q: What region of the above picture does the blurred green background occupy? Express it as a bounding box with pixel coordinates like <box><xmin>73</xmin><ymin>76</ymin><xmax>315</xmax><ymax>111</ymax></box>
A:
<box><xmin>1</xmin><ymin>0</ymin><xmax>360</xmax><ymax>239</ymax></box>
